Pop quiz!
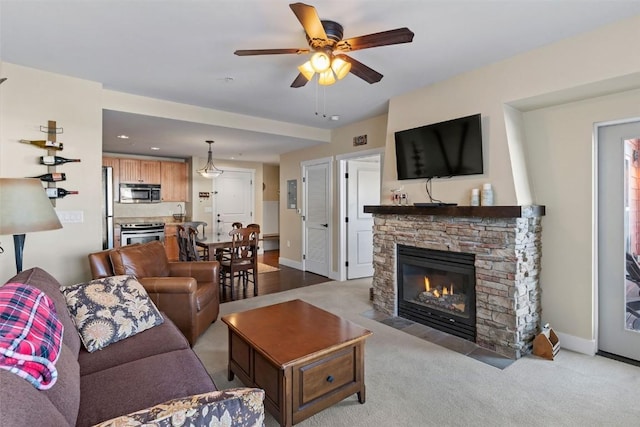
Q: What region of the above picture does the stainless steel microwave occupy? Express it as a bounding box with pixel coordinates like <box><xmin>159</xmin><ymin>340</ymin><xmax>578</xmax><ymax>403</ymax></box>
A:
<box><xmin>120</xmin><ymin>183</ymin><xmax>161</xmax><ymax>203</ymax></box>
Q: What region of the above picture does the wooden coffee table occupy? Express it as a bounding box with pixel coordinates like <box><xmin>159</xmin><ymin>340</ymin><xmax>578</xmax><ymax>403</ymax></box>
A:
<box><xmin>222</xmin><ymin>299</ymin><xmax>373</xmax><ymax>427</ymax></box>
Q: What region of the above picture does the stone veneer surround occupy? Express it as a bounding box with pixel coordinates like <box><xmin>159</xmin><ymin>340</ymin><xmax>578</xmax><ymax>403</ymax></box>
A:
<box><xmin>364</xmin><ymin>205</ymin><xmax>545</xmax><ymax>359</ymax></box>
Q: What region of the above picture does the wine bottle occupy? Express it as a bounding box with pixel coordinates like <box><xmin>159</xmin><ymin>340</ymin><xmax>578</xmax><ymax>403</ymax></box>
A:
<box><xmin>20</xmin><ymin>139</ymin><xmax>64</xmax><ymax>150</ymax></box>
<box><xmin>46</xmin><ymin>188</ymin><xmax>78</xmax><ymax>199</ymax></box>
<box><xmin>31</xmin><ymin>172</ymin><xmax>66</xmax><ymax>182</ymax></box>
<box><xmin>39</xmin><ymin>155</ymin><xmax>81</xmax><ymax>166</ymax></box>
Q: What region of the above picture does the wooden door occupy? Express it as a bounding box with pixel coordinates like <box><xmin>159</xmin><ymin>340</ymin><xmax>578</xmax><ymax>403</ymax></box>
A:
<box><xmin>119</xmin><ymin>159</ymin><xmax>160</xmax><ymax>183</ymax></box>
<box><xmin>347</xmin><ymin>159</ymin><xmax>380</xmax><ymax>279</ymax></box>
<box><xmin>139</xmin><ymin>160</ymin><xmax>161</xmax><ymax>184</ymax></box>
<box><xmin>164</xmin><ymin>225</ymin><xmax>179</xmax><ymax>261</ymax></box>
<box><xmin>214</xmin><ymin>170</ymin><xmax>254</xmax><ymax>242</ymax></box>
<box><xmin>119</xmin><ymin>158</ymin><xmax>140</xmax><ymax>183</ymax></box>
<box><xmin>161</xmin><ymin>161</ymin><xmax>187</xmax><ymax>201</ymax></box>
<box><xmin>303</xmin><ymin>159</ymin><xmax>331</xmax><ymax>278</ymax></box>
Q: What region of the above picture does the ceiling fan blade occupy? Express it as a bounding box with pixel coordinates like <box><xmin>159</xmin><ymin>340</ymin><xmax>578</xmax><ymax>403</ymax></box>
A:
<box><xmin>289</xmin><ymin>2</ymin><xmax>327</xmax><ymax>43</ymax></box>
<box><xmin>291</xmin><ymin>73</ymin><xmax>310</xmax><ymax>88</ymax></box>
<box><xmin>336</xmin><ymin>54</ymin><xmax>383</xmax><ymax>84</ymax></box>
<box><xmin>234</xmin><ymin>48</ymin><xmax>310</xmax><ymax>56</ymax></box>
<box><xmin>336</xmin><ymin>28</ymin><xmax>414</xmax><ymax>52</ymax></box>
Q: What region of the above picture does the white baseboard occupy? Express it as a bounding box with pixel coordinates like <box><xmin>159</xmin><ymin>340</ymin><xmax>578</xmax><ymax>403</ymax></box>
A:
<box><xmin>277</xmin><ymin>257</ymin><xmax>337</xmax><ymax>281</ymax></box>
<box><xmin>279</xmin><ymin>257</ymin><xmax>302</xmax><ymax>270</ymax></box>
<box><xmin>555</xmin><ymin>331</ymin><xmax>597</xmax><ymax>356</ymax></box>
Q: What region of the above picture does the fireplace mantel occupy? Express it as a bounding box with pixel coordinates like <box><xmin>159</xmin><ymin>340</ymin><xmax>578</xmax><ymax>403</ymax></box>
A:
<box><xmin>364</xmin><ymin>204</ymin><xmax>545</xmax><ymax>218</ymax></box>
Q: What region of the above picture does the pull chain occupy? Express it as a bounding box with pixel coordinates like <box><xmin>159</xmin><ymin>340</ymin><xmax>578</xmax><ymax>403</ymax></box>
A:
<box><xmin>313</xmin><ymin>76</ymin><xmax>327</xmax><ymax>118</ymax></box>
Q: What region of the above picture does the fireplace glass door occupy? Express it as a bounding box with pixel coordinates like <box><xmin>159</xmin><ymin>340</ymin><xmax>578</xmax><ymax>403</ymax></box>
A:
<box><xmin>397</xmin><ymin>245</ymin><xmax>476</xmax><ymax>341</ymax></box>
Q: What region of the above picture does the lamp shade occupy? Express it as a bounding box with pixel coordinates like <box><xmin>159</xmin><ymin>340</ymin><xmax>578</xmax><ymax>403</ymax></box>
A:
<box><xmin>310</xmin><ymin>51</ymin><xmax>331</xmax><ymax>73</ymax></box>
<box><xmin>318</xmin><ymin>69</ymin><xmax>336</xmax><ymax>86</ymax></box>
<box><xmin>331</xmin><ymin>57</ymin><xmax>351</xmax><ymax>80</ymax></box>
<box><xmin>197</xmin><ymin>141</ymin><xmax>224</xmax><ymax>179</ymax></box>
<box><xmin>0</xmin><ymin>178</ymin><xmax>62</xmax><ymax>235</ymax></box>
<box><xmin>297</xmin><ymin>61</ymin><xmax>315</xmax><ymax>81</ymax></box>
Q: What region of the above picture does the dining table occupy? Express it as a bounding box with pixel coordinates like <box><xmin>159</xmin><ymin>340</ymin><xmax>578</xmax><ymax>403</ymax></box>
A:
<box><xmin>195</xmin><ymin>239</ymin><xmax>234</xmax><ymax>261</ymax></box>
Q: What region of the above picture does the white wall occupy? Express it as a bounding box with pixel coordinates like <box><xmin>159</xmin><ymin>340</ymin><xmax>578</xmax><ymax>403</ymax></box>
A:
<box><xmin>0</xmin><ymin>62</ymin><xmax>103</xmax><ymax>285</ymax></box>
<box><xmin>383</xmin><ymin>15</ymin><xmax>640</xmax><ymax>348</ymax></box>
<box><xmin>523</xmin><ymin>89</ymin><xmax>640</xmax><ymax>343</ymax></box>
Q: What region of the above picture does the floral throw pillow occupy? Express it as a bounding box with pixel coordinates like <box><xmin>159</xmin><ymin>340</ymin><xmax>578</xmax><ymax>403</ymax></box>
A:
<box><xmin>94</xmin><ymin>388</ymin><xmax>265</xmax><ymax>427</ymax></box>
<box><xmin>61</xmin><ymin>275</ymin><xmax>163</xmax><ymax>352</ymax></box>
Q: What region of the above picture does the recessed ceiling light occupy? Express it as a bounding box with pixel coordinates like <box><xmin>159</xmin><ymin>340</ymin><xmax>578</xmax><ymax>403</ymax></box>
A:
<box><xmin>117</xmin><ymin>134</ymin><xmax>129</xmax><ymax>139</ymax></box>
<box><xmin>150</xmin><ymin>147</ymin><xmax>160</xmax><ymax>151</ymax></box>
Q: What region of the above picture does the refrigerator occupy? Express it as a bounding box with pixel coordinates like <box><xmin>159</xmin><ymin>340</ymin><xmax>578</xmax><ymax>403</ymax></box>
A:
<box><xmin>102</xmin><ymin>166</ymin><xmax>114</xmax><ymax>249</ymax></box>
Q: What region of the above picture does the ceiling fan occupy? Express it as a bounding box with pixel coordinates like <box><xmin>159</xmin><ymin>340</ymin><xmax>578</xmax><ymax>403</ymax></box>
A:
<box><xmin>234</xmin><ymin>2</ymin><xmax>414</xmax><ymax>88</ymax></box>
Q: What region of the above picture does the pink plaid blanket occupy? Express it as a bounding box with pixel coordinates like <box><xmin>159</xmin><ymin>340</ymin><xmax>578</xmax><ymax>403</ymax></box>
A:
<box><xmin>0</xmin><ymin>282</ymin><xmax>64</xmax><ymax>390</ymax></box>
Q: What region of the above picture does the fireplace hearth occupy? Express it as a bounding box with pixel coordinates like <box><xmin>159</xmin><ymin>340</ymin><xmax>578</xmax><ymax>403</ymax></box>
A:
<box><xmin>397</xmin><ymin>245</ymin><xmax>476</xmax><ymax>341</ymax></box>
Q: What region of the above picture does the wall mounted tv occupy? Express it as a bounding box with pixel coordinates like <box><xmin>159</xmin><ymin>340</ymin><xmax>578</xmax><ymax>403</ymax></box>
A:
<box><xmin>394</xmin><ymin>113</ymin><xmax>484</xmax><ymax>180</ymax></box>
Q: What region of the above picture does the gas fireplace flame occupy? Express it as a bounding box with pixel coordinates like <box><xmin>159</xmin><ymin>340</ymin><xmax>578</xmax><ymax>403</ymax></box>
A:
<box><xmin>424</xmin><ymin>277</ymin><xmax>454</xmax><ymax>297</ymax></box>
<box><xmin>415</xmin><ymin>278</ymin><xmax>465</xmax><ymax>314</ymax></box>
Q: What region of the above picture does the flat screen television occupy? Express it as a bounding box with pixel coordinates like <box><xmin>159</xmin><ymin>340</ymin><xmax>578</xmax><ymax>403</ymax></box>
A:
<box><xmin>394</xmin><ymin>113</ymin><xmax>484</xmax><ymax>180</ymax></box>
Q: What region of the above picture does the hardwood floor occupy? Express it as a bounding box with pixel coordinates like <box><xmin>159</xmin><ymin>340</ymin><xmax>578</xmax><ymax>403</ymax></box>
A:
<box><xmin>219</xmin><ymin>250</ymin><xmax>330</xmax><ymax>303</ymax></box>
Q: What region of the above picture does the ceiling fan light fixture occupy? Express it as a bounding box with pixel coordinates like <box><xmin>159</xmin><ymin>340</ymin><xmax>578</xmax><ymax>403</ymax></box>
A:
<box><xmin>310</xmin><ymin>51</ymin><xmax>331</xmax><ymax>73</ymax></box>
<box><xmin>331</xmin><ymin>57</ymin><xmax>351</xmax><ymax>80</ymax></box>
<box><xmin>318</xmin><ymin>69</ymin><xmax>336</xmax><ymax>86</ymax></box>
<box><xmin>197</xmin><ymin>140</ymin><xmax>224</xmax><ymax>179</ymax></box>
<box><xmin>297</xmin><ymin>61</ymin><xmax>316</xmax><ymax>81</ymax></box>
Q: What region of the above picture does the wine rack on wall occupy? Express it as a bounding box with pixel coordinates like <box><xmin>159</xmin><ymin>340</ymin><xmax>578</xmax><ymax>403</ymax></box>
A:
<box><xmin>45</xmin><ymin>120</ymin><xmax>61</xmax><ymax>206</ymax></box>
<box><xmin>20</xmin><ymin>119</ymin><xmax>81</xmax><ymax>207</ymax></box>
<box><xmin>39</xmin><ymin>120</ymin><xmax>62</xmax><ymax>207</ymax></box>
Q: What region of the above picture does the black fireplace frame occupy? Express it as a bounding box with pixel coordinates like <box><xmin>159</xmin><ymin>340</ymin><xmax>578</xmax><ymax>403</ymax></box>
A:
<box><xmin>397</xmin><ymin>245</ymin><xmax>476</xmax><ymax>341</ymax></box>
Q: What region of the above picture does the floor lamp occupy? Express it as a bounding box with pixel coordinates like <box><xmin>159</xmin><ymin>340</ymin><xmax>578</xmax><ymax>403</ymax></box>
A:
<box><xmin>0</xmin><ymin>178</ymin><xmax>62</xmax><ymax>273</ymax></box>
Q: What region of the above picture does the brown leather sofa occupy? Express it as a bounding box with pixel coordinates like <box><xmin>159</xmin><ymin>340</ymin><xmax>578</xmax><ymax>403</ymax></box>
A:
<box><xmin>88</xmin><ymin>241</ymin><xmax>219</xmax><ymax>346</ymax></box>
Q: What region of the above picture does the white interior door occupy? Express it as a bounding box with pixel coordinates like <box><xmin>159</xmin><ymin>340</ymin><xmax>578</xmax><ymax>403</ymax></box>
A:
<box><xmin>597</xmin><ymin>119</ymin><xmax>640</xmax><ymax>362</ymax></box>
<box><xmin>347</xmin><ymin>158</ymin><xmax>380</xmax><ymax>279</ymax></box>
<box><xmin>303</xmin><ymin>160</ymin><xmax>331</xmax><ymax>277</ymax></box>
<box><xmin>213</xmin><ymin>170</ymin><xmax>254</xmax><ymax>241</ymax></box>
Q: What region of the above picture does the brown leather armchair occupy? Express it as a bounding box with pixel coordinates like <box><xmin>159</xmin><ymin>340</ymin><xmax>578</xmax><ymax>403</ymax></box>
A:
<box><xmin>88</xmin><ymin>241</ymin><xmax>219</xmax><ymax>346</ymax></box>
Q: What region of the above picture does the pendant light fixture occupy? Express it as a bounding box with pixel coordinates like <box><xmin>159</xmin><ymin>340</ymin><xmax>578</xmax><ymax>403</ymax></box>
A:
<box><xmin>197</xmin><ymin>140</ymin><xmax>223</xmax><ymax>179</ymax></box>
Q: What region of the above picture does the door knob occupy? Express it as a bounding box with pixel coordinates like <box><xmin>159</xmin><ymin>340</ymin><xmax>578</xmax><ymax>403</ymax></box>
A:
<box><xmin>321</xmin><ymin>223</ymin><xmax>328</xmax><ymax>228</ymax></box>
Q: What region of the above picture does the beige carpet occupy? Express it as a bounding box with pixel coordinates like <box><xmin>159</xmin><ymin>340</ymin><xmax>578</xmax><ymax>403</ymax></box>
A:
<box><xmin>257</xmin><ymin>262</ymin><xmax>280</xmax><ymax>274</ymax></box>
<box><xmin>194</xmin><ymin>278</ymin><xmax>640</xmax><ymax>426</ymax></box>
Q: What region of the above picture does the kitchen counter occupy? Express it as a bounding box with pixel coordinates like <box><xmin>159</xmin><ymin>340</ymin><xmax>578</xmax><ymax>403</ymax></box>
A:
<box><xmin>115</xmin><ymin>216</ymin><xmax>191</xmax><ymax>225</ymax></box>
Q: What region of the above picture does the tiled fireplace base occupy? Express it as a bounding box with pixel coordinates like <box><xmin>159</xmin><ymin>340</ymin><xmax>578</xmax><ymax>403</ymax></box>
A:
<box><xmin>364</xmin><ymin>205</ymin><xmax>545</xmax><ymax>359</ymax></box>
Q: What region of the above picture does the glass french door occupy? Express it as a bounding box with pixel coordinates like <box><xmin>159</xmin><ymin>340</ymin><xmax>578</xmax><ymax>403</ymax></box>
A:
<box><xmin>597</xmin><ymin>120</ymin><xmax>640</xmax><ymax>362</ymax></box>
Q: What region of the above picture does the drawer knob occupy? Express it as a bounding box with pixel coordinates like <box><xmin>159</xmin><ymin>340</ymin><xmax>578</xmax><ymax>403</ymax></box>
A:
<box><xmin>326</xmin><ymin>375</ymin><xmax>334</xmax><ymax>383</ymax></box>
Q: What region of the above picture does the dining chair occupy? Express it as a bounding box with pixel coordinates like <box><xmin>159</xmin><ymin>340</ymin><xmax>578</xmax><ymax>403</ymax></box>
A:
<box><xmin>219</xmin><ymin>227</ymin><xmax>259</xmax><ymax>300</ymax></box>
<box><xmin>215</xmin><ymin>221</ymin><xmax>244</xmax><ymax>263</ymax></box>
<box><xmin>177</xmin><ymin>225</ymin><xmax>203</xmax><ymax>261</ymax></box>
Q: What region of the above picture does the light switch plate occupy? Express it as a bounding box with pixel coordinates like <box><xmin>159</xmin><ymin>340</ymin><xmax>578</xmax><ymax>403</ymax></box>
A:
<box><xmin>57</xmin><ymin>210</ymin><xmax>84</xmax><ymax>223</ymax></box>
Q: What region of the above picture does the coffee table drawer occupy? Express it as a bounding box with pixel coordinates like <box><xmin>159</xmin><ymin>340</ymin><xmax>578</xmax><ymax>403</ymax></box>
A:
<box><xmin>295</xmin><ymin>346</ymin><xmax>356</xmax><ymax>406</ymax></box>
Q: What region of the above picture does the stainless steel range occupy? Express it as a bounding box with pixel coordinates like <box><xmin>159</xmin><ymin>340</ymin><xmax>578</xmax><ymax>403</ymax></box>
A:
<box><xmin>120</xmin><ymin>222</ymin><xmax>165</xmax><ymax>246</ymax></box>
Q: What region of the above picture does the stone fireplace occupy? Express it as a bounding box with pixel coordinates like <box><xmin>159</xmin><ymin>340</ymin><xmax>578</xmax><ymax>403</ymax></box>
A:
<box><xmin>397</xmin><ymin>245</ymin><xmax>477</xmax><ymax>341</ymax></box>
<box><xmin>364</xmin><ymin>205</ymin><xmax>545</xmax><ymax>359</ymax></box>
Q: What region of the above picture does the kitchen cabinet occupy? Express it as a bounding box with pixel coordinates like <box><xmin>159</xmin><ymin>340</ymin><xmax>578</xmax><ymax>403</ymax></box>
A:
<box><xmin>164</xmin><ymin>225</ymin><xmax>179</xmax><ymax>261</ymax></box>
<box><xmin>161</xmin><ymin>161</ymin><xmax>187</xmax><ymax>202</ymax></box>
<box><xmin>102</xmin><ymin>156</ymin><xmax>121</xmax><ymax>202</ymax></box>
<box><xmin>120</xmin><ymin>158</ymin><xmax>161</xmax><ymax>184</ymax></box>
